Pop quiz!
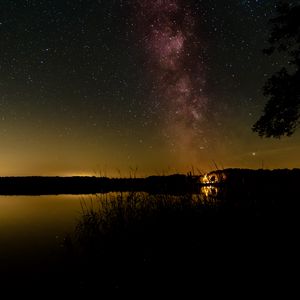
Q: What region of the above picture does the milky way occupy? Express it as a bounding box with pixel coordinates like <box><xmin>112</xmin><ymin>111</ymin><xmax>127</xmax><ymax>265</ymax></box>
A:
<box><xmin>136</xmin><ymin>0</ymin><xmax>209</xmax><ymax>163</ymax></box>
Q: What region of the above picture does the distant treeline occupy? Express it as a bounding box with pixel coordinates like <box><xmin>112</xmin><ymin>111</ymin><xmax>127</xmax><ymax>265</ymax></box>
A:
<box><xmin>204</xmin><ymin>168</ymin><xmax>300</xmax><ymax>217</ymax></box>
<box><xmin>1</xmin><ymin>168</ymin><xmax>300</xmax><ymax>195</ymax></box>
<box><xmin>0</xmin><ymin>174</ymin><xmax>201</xmax><ymax>195</ymax></box>
<box><xmin>207</xmin><ymin>168</ymin><xmax>300</xmax><ymax>186</ymax></box>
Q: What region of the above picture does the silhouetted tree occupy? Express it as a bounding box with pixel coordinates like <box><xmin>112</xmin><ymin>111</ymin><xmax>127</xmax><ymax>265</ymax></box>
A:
<box><xmin>253</xmin><ymin>2</ymin><xmax>300</xmax><ymax>138</ymax></box>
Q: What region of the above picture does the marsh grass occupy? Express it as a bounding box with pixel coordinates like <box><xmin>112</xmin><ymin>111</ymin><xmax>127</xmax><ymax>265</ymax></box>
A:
<box><xmin>64</xmin><ymin>193</ymin><xmax>224</xmax><ymax>291</ymax></box>
<box><xmin>63</xmin><ymin>174</ymin><xmax>299</xmax><ymax>295</ymax></box>
<box><xmin>74</xmin><ymin>192</ymin><xmax>212</xmax><ymax>255</ymax></box>
<box><xmin>64</xmin><ymin>191</ymin><xmax>266</xmax><ymax>294</ymax></box>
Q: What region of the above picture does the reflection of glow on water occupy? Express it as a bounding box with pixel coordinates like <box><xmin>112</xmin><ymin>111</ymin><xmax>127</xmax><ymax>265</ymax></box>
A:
<box><xmin>201</xmin><ymin>185</ymin><xmax>219</xmax><ymax>197</ymax></box>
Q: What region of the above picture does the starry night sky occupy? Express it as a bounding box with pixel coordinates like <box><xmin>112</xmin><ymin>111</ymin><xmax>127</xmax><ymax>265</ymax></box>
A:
<box><xmin>1</xmin><ymin>0</ymin><xmax>300</xmax><ymax>177</ymax></box>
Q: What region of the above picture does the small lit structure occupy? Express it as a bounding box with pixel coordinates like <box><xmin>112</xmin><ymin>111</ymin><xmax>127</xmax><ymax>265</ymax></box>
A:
<box><xmin>201</xmin><ymin>171</ymin><xmax>227</xmax><ymax>185</ymax></box>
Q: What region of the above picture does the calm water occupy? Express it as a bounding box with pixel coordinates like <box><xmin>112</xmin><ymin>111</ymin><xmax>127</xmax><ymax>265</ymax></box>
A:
<box><xmin>0</xmin><ymin>194</ymin><xmax>85</xmax><ymax>276</ymax></box>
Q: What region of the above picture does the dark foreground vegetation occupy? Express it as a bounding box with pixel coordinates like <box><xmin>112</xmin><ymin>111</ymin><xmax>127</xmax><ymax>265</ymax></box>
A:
<box><xmin>1</xmin><ymin>169</ymin><xmax>299</xmax><ymax>296</ymax></box>
<box><xmin>61</xmin><ymin>169</ymin><xmax>298</xmax><ymax>296</ymax></box>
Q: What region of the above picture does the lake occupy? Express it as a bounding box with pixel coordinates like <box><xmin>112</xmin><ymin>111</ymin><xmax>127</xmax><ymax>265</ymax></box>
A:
<box><xmin>0</xmin><ymin>195</ymin><xmax>86</xmax><ymax>282</ymax></box>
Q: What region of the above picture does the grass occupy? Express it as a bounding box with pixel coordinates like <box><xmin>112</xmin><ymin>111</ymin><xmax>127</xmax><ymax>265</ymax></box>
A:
<box><xmin>56</xmin><ymin>169</ymin><xmax>299</xmax><ymax>295</ymax></box>
<box><xmin>63</xmin><ymin>193</ymin><xmax>216</xmax><ymax>292</ymax></box>
<box><xmin>61</xmin><ymin>182</ymin><xmax>297</xmax><ymax>295</ymax></box>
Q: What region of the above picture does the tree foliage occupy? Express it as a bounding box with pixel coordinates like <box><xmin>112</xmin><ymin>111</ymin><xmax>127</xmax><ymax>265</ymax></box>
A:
<box><xmin>253</xmin><ymin>2</ymin><xmax>300</xmax><ymax>138</ymax></box>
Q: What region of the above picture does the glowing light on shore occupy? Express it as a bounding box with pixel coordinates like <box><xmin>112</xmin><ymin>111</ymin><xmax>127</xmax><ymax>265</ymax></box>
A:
<box><xmin>201</xmin><ymin>172</ymin><xmax>227</xmax><ymax>184</ymax></box>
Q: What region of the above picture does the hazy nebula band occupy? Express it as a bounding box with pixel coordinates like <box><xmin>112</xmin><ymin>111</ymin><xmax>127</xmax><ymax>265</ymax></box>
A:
<box><xmin>136</xmin><ymin>0</ymin><xmax>209</xmax><ymax>161</ymax></box>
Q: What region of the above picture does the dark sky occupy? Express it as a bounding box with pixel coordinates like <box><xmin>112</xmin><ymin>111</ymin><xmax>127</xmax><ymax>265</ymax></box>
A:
<box><xmin>1</xmin><ymin>0</ymin><xmax>300</xmax><ymax>176</ymax></box>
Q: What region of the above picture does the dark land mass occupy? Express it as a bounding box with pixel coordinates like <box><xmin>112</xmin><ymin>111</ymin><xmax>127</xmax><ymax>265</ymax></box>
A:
<box><xmin>0</xmin><ymin>174</ymin><xmax>201</xmax><ymax>195</ymax></box>
<box><xmin>0</xmin><ymin>168</ymin><xmax>300</xmax><ymax>195</ymax></box>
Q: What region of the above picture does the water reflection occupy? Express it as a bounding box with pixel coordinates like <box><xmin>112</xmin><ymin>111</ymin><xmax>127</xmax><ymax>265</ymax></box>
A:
<box><xmin>201</xmin><ymin>185</ymin><xmax>219</xmax><ymax>198</ymax></box>
<box><xmin>0</xmin><ymin>194</ymin><xmax>83</xmax><ymax>273</ymax></box>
